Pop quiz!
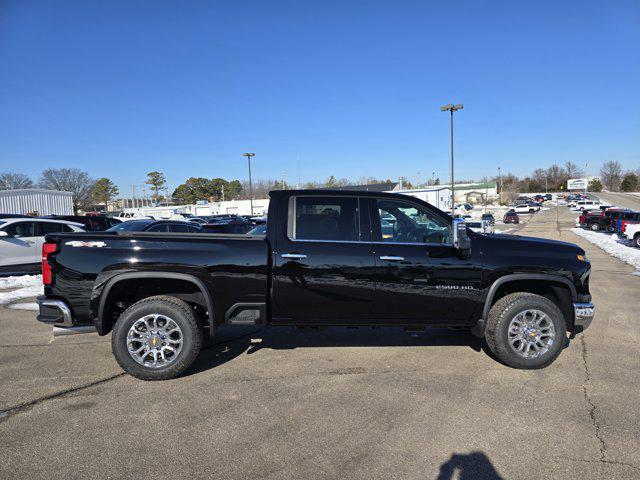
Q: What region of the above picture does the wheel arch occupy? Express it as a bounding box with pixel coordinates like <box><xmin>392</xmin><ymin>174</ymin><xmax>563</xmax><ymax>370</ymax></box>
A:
<box><xmin>482</xmin><ymin>274</ymin><xmax>577</xmax><ymax>327</ymax></box>
<box><xmin>95</xmin><ymin>272</ymin><xmax>215</xmax><ymax>336</ymax></box>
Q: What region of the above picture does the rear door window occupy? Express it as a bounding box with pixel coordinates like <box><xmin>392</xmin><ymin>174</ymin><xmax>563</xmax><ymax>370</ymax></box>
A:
<box><xmin>37</xmin><ymin>222</ymin><xmax>66</xmax><ymax>235</ymax></box>
<box><xmin>291</xmin><ymin>197</ymin><xmax>359</xmax><ymax>241</ymax></box>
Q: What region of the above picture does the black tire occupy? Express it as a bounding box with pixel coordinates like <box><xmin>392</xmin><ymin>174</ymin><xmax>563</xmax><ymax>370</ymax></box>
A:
<box><xmin>485</xmin><ymin>292</ymin><xmax>566</xmax><ymax>369</ymax></box>
<box><xmin>634</xmin><ymin>234</ymin><xmax>640</xmax><ymax>249</ymax></box>
<box><xmin>590</xmin><ymin>223</ymin><xmax>599</xmax><ymax>231</ymax></box>
<box><xmin>111</xmin><ymin>295</ymin><xmax>203</xmax><ymax>381</ymax></box>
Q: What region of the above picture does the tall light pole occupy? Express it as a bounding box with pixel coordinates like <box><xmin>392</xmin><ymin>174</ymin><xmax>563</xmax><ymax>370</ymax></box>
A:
<box><xmin>243</xmin><ymin>153</ymin><xmax>255</xmax><ymax>215</ymax></box>
<box><xmin>440</xmin><ymin>104</ymin><xmax>463</xmax><ymax>217</ymax></box>
<box><xmin>497</xmin><ymin>167</ymin><xmax>502</xmax><ymax>204</ymax></box>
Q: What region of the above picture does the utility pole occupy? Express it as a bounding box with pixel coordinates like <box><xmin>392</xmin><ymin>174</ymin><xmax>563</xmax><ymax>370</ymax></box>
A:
<box><xmin>221</xmin><ymin>184</ymin><xmax>225</xmax><ymax>202</ymax></box>
<box><xmin>243</xmin><ymin>153</ymin><xmax>255</xmax><ymax>215</ymax></box>
<box><xmin>131</xmin><ymin>185</ymin><xmax>137</xmax><ymax>209</ymax></box>
<box><xmin>432</xmin><ymin>171</ymin><xmax>435</xmax><ymax>185</ymax></box>
<box><xmin>440</xmin><ymin>104</ymin><xmax>463</xmax><ymax>218</ymax></box>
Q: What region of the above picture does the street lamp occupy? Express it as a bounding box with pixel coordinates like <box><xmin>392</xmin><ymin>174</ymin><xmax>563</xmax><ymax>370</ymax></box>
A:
<box><xmin>440</xmin><ymin>104</ymin><xmax>463</xmax><ymax>217</ymax></box>
<box><xmin>243</xmin><ymin>153</ymin><xmax>255</xmax><ymax>215</ymax></box>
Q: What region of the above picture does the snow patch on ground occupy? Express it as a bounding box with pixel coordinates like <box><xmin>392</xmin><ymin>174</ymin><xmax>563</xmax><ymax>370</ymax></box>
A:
<box><xmin>571</xmin><ymin>228</ymin><xmax>640</xmax><ymax>272</ymax></box>
<box><xmin>0</xmin><ymin>274</ymin><xmax>41</xmax><ymax>290</ymax></box>
<box><xmin>0</xmin><ymin>275</ymin><xmax>43</xmax><ymax>306</ymax></box>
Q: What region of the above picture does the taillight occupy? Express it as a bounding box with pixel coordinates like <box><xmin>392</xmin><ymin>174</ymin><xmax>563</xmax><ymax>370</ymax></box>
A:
<box><xmin>42</xmin><ymin>242</ymin><xmax>57</xmax><ymax>285</ymax></box>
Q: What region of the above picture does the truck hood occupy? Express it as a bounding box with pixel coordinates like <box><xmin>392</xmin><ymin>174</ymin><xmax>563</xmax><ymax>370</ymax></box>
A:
<box><xmin>480</xmin><ymin>232</ymin><xmax>585</xmax><ymax>256</ymax></box>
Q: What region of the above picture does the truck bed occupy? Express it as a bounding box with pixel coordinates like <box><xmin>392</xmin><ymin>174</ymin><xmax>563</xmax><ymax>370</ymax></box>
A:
<box><xmin>45</xmin><ymin>231</ymin><xmax>270</xmax><ymax>330</ymax></box>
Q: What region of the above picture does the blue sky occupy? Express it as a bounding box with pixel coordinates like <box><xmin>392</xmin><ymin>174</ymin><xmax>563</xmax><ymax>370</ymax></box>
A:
<box><xmin>1</xmin><ymin>0</ymin><xmax>639</xmax><ymax>194</ymax></box>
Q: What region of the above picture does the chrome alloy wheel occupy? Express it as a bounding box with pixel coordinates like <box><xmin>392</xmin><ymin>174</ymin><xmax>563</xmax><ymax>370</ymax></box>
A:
<box><xmin>126</xmin><ymin>315</ymin><xmax>183</xmax><ymax>368</ymax></box>
<box><xmin>507</xmin><ymin>309</ymin><xmax>556</xmax><ymax>359</ymax></box>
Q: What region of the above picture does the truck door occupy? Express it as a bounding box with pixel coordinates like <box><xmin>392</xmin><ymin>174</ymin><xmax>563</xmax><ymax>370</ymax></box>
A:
<box><xmin>272</xmin><ymin>195</ymin><xmax>376</xmax><ymax>323</ymax></box>
<box><xmin>368</xmin><ymin>197</ymin><xmax>482</xmax><ymax>324</ymax></box>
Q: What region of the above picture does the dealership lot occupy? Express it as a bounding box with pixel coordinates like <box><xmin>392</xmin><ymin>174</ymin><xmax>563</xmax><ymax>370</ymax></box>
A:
<box><xmin>0</xmin><ymin>206</ymin><xmax>639</xmax><ymax>479</ymax></box>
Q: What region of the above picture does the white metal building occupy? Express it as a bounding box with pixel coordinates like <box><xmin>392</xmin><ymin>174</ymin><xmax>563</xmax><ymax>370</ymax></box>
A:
<box><xmin>391</xmin><ymin>186</ymin><xmax>453</xmax><ymax>211</ymax></box>
<box><xmin>0</xmin><ymin>189</ymin><xmax>74</xmax><ymax>215</ymax></box>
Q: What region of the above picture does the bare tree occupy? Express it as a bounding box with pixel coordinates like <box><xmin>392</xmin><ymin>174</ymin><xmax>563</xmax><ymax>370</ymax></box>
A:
<box><xmin>39</xmin><ymin>168</ymin><xmax>95</xmax><ymax>214</ymax></box>
<box><xmin>599</xmin><ymin>161</ymin><xmax>623</xmax><ymax>191</ymax></box>
<box><xmin>564</xmin><ymin>161</ymin><xmax>583</xmax><ymax>179</ymax></box>
<box><xmin>0</xmin><ymin>172</ymin><xmax>34</xmax><ymax>190</ymax></box>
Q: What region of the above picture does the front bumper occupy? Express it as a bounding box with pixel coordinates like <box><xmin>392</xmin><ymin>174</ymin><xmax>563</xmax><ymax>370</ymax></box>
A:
<box><xmin>574</xmin><ymin>302</ymin><xmax>595</xmax><ymax>331</ymax></box>
<box><xmin>36</xmin><ymin>296</ymin><xmax>73</xmax><ymax>326</ymax></box>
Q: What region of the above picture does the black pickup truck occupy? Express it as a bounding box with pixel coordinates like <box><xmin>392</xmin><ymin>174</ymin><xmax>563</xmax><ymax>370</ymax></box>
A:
<box><xmin>37</xmin><ymin>190</ymin><xmax>595</xmax><ymax>380</ymax></box>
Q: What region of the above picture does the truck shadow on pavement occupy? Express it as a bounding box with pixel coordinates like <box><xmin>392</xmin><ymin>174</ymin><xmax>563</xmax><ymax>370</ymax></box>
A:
<box><xmin>436</xmin><ymin>451</ymin><xmax>504</xmax><ymax>480</ymax></box>
<box><xmin>187</xmin><ymin>326</ymin><xmax>495</xmax><ymax>376</ymax></box>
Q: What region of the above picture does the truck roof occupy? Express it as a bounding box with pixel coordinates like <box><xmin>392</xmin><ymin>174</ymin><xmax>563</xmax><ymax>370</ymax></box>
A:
<box><xmin>269</xmin><ymin>189</ymin><xmax>430</xmax><ymax>201</ymax></box>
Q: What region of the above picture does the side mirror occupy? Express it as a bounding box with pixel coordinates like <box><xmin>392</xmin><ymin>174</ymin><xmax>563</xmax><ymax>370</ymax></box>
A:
<box><xmin>452</xmin><ymin>219</ymin><xmax>471</xmax><ymax>254</ymax></box>
<box><xmin>0</xmin><ymin>231</ymin><xmax>7</xmax><ymax>238</ymax></box>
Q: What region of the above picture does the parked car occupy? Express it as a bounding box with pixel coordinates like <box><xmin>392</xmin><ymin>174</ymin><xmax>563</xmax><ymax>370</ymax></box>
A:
<box><xmin>596</xmin><ymin>209</ymin><xmax>635</xmax><ymax>232</ymax></box>
<box><xmin>545</xmin><ymin>194</ymin><xmax>553</xmax><ymax>200</ymax></box>
<box><xmin>36</xmin><ymin>189</ymin><xmax>595</xmax><ymax>379</ymax></box>
<box><xmin>465</xmin><ymin>221</ymin><xmax>494</xmax><ymax>234</ymax></box>
<box><xmin>503</xmin><ymin>210</ymin><xmax>520</xmax><ymax>224</ymax></box>
<box><xmin>571</xmin><ymin>200</ymin><xmax>604</xmax><ymax>211</ymax></box>
<box><xmin>116</xmin><ymin>212</ymin><xmax>154</xmax><ymax>221</ymax></box>
<box><xmin>578</xmin><ymin>210</ymin><xmax>604</xmax><ymax>230</ymax></box>
<box><xmin>41</xmin><ymin>215</ymin><xmax>121</xmax><ymax>232</ymax></box>
<box><xmin>106</xmin><ymin>220</ymin><xmax>203</xmax><ymax>233</ymax></box>
<box><xmin>613</xmin><ymin>212</ymin><xmax>640</xmax><ymax>234</ymax></box>
<box><xmin>202</xmin><ymin>217</ymin><xmax>253</xmax><ymax>234</ymax></box>
<box><xmin>481</xmin><ymin>213</ymin><xmax>495</xmax><ymax>225</ymax></box>
<box><xmin>0</xmin><ymin>218</ymin><xmax>84</xmax><ymax>275</ymax></box>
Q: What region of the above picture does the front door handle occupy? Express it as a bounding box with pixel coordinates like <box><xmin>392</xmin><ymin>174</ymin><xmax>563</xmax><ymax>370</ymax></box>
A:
<box><xmin>379</xmin><ymin>255</ymin><xmax>404</xmax><ymax>261</ymax></box>
<box><xmin>281</xmin><ymin>253</ymin><xmax>307</xmax><ymax>260</ymax></box>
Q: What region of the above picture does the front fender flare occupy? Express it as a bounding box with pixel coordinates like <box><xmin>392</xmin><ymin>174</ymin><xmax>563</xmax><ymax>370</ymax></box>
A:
<box><xmin>481</xmin><ymin>273</ymin><xmax>577</xmax><ymax>321</ymax></box>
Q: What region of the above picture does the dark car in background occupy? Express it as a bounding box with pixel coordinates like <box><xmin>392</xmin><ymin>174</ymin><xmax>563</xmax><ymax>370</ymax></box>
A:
<box><xmin>106</xmin><ymin>219</ymin><xmax>202</xmax><ymax>233</ymax></box>
<box><xmin>42</xmin><ymin>215</ymin><xmax>121</xmax><ymax>232</ymax></box>
<box><xmin>503</xmin><ymin>210</ymin><xmax>520</xmax><ymax>224</ymax></box>
<box><xmin>481</xmin><ymin>213</ymin><xmax>495</xmax><ymax>225</ymax></box>
<box><xmin>202</xmin><ymin>216</ymin><xmax>253</xmax><ymax>234</ymax></box>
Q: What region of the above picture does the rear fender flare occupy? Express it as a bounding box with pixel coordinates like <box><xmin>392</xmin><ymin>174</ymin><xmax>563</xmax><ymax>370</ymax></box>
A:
<box><xmin>96</xmin><ymin>272</ymin><xmax>215</xmax><ymax>336</ymax></box>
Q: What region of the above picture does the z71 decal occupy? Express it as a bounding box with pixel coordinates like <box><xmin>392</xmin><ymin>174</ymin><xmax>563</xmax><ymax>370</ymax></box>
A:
<box><xmin>65</xmin><ymin>241</ymin><xmax>107</xmax><ymax>248</ymax></box>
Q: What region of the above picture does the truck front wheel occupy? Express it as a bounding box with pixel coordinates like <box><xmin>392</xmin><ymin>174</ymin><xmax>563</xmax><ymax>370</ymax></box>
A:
<box><xmin>485</xmin><ymin>292</ymin><xmax>566</xmax><ymax>369</ymax></box>
<box><xmin>111</xmin><ymin>295</ymin><xmax>203</xmax><ymax>380</ymax></box>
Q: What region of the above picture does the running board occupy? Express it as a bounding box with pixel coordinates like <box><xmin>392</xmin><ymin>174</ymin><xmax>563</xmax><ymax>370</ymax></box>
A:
<box><xmin>53</xmin><ymin>326</ymin><xmax>96</xmax><ymax>336</ymax></box>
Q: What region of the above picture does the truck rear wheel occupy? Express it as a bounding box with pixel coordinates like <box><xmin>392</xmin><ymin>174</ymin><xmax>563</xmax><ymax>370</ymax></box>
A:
<box><xmin>485</xmin><ymin>292</ymin><xmax>566</xmax><ymax>369</ymax></box>
<box><xmin>590</xmin><ymin>223</ymin><xmax>599</xmax><ymax>231</ymax></box>
<box><xmin>111</xmin><ymin>295</ymin><xmax>203</xmax><ymax>380</ymax></box>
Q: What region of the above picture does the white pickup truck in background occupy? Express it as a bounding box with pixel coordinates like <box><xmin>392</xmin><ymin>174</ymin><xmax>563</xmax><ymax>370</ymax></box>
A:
<box><xmin>511</xmin><ymin>204</ymin><xmax>540</xmax><ymax>214</ymax></box>
<box><xmin>621</xmin><ymin>223</ymin><xmax>640</xmax><ymax>248</ymax></box>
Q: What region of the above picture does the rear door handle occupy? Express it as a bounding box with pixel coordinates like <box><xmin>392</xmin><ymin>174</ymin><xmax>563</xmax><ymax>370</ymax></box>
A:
<box><xmin>281</xmin><ymin>253</ymin><xmax>307</xmax><ymax>260</ymax></box>
<box><xmin>379</xmin><ymin>255</ymin><xmax>404</xmax><ymax>261</ymax></box>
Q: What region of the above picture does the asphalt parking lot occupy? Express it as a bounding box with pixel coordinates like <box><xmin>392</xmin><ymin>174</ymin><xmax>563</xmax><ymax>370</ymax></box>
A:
<box><xmin>1</xmin><ymin>206</ymin><xmax>639</xmax><ymax>480</ymax></box>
